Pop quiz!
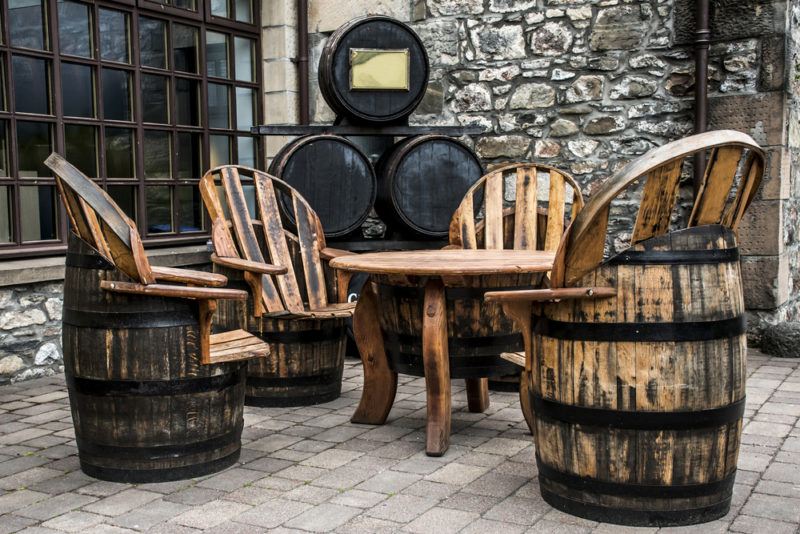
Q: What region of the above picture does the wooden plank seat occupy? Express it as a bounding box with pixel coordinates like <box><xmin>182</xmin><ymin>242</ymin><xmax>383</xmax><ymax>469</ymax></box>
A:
<box><xmin>200</xmin><ymin>165</ymin><xmax>356</xmax><ymax>407</ymax></box>
<box><xmin>447</xmin><ymin>163</ymin><xmax>584</xmax><ymax>421</ymax></box>
<box><xmin>45</xmin><ymin>153</ymin><xmax>277</xmax><ymax>483</ymax></box>
<box><xmin>485</xmin><ymin>130</ymin><xmax>766</xmax><ymax>526</ymax></box>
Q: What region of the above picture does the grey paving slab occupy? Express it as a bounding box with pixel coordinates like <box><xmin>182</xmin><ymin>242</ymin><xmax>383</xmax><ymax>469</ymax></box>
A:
<box><xmin>0</xmin><ymin>352</ymin><xmax>797</xmax><ymax>533</ymax></box>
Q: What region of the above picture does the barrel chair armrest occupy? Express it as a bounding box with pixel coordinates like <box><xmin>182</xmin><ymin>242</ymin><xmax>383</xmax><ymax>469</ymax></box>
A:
<box><xmin>441</xmin><ymin>244</ymin><xmax>460</xmax><ymax>251</ymax></box>
<box><xmin>100</xmin><ymin>280</ymin><xmax>248</xmax><ymax>300</ymax></box>
<box><xmin>484</xmin><ymin>287</ymin><xmax>617</xmax><ymax>303</ymax></box>
<box><xmin>150</xmin><ymin>265</ymin><xmax>228</xmax><ymax>287</ymax></box>
<box><xmin>211</xmin><ymin>254</ymin><xmax>288</xmax><ymax>275</ymax></box>
<box><xmin>320</xmin><ymin>247</ymin><xmax>356</xmax><ymax>260</ymax></box>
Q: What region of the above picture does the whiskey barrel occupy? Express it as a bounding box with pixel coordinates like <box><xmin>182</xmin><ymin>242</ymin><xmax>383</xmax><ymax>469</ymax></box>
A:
<box><xmin>214</xmin><ymin>260</ymin><xmax>346</xmax><ymax>407</ymax></box>
<box><xmin>530</xmin><ymin>225</ymin><xmax>746</xmax><ymax>526</ymax></box>
<box><xmin>269</xmin><ymin>135</ymin><xmax>375</xmax><ymax>238</ymax></box>
<box><xmin>319</xmin><ymin>16</ymin><xmax>429</xmax><ymax>124</ymax></box>
<box><xmin>372</xmin><ymin>273</ymin><xmax>537</xmax><ymax>380</ymax></box>
<box><xmin>376</xmin><ymin>135</ymin><xmax>483</xmax><ymax>238</ymax></box>
<box><xmin>62</xmin><ymin>234</ymin><xmax>246</xmax><ymax>483</ymax></box>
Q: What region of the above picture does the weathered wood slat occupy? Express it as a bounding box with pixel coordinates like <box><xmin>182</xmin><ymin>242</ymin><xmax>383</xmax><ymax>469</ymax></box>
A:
<box><xmin>513</xmin><ymin>167</ymin><xmax>537</xmax><ymax>250</ymax></box>
<box><xmin>293</xmin><ymin>193</ymin><xmax>328</xmax><ymax>310</ymax></box>
<box><xmin>544</xmin><ymin>170</ymin><xmax>566</xmax><ymax>252</ymax></box>
<box><xmin>631</xmin><ymin>159</ymin><xmax>684</xmax><ymax>243</ymax></box>
<box><xmin>484</xmin><ymin>174</ymin><xmax>504</xmax><ymax>250</ymax></box>
<box><xmin>690</xmin><ymin>146</ymin><xmax>743</xmax><ymax>226</ymax></box>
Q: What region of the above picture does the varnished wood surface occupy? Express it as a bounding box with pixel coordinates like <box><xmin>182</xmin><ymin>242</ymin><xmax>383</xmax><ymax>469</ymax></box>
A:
<box><xmin>330</xmin><ymin>249</ymin><xmax>555</xmax><ymax>276</ymax></box>
<box><xmin>422</xmin><ymin>278</ymin><xmax>451</xmax><ymax>456</ymax></box>
<box><xmin>485</xmin><ymin>287</ymin><xmax>617</xmax><ymax>302</ymax></box>
<box><xmin>150</xmin><ymin>266</ymin><xmax>228</xmax><ymax>287</ymax></box>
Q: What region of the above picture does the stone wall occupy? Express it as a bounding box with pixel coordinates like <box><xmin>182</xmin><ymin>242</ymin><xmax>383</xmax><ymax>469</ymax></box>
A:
<box><xmin>0</xmin><ymin>282</ymin><xmax>64</xmax><ymax>384</ymax></box>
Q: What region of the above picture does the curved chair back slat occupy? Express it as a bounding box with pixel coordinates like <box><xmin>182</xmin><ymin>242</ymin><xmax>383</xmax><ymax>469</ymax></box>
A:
<box><xmin>200</xmin><ymin>165</ymin><xmax>330</xmax><ymax>315</ymax></box>
<box><xmin>450</xmin><ymin>163</ymin><xmax>584</xmax><ymax>253</ymax></box>
<box><xmin>555</xmin><ymin>130</ymin><xmax>765</xmax><ymax>287</ymax></box>
<box><xmin>45</xmin><ymin>153</ymin><xmax>153</xmax><ymax>284</ymax></box>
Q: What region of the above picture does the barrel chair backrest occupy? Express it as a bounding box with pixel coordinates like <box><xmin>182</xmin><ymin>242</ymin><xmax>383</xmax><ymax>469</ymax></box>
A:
<box><xmin>450</xmin><ymin>163</ymin><xmax>584</xmax><ymax>253</ymax></box>
<box><xmin>45</xmin><ymin>153</ymin><xmax>154</xmax><ymax>284</ymax></box>
<box><xmin>554</xmin><ymin>130</ymin><xmax>765</xmax><ymax>287</ymax></box>
<box><xmin>200</xmin><ymin>165</ymin><xmax>331</xmax><ymax>315</ymax></box>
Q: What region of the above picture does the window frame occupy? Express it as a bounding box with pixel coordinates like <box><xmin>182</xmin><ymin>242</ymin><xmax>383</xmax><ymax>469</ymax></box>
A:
<box><xmin>0</xmin><ymin>0</ymin><xmax>262</xmax><ymax>258</ymax></box>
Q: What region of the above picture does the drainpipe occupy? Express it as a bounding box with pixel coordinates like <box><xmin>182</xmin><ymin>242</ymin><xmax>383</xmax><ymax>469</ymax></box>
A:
<box><xmin>693</xmin><ymin>0</ymin><xmax>711</xmax><ymax>193</ymax></box>
<box><xmin>296</xmin><ymin>0</ymin><xmax>310</xmax><ymax>125</ymax></box>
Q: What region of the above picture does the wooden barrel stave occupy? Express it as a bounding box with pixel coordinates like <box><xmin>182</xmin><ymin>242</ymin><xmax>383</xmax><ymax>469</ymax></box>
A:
<box><xmin>376</xmin><ymin>135</ymin><xmax>484</xmax><ymax>238</ymax></box>
<box><xmin>530</xmin><ymin>225</ymin><xmax>745</xmax><ymax>526</ymax></box>
<box><xmin>63</xmin><ymin>235</ymin><xmax>245</xmax><ymax>483</ymax></box>
<box><xmin>214</xmin><ymin>259</ymin><xmax>346</xmax><ymax>407</ymax></box>
<box><xmin>269</xmin><ymin>135</ymin><xmax>376</xmax><ymax>239</ymax></box>
<box><xmin>374</xmin><ymin>273</ymin><xmax>538</xmax><ymax>379</ymax></box>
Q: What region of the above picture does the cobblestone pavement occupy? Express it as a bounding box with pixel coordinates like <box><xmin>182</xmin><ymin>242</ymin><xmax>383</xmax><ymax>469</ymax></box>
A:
<box><xmin>0</xmin><ymin>349</ymin><xmax>798</xmax><ymax>533</ymax></box>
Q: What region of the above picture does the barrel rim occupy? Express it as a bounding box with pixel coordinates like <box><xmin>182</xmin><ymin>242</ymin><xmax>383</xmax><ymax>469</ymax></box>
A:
<box><xmin>319</xmin><ymin>15</ymin><xmax>430</xmax><ymax>123</ymax></box>
<box><xmin>378</xmin><ymin>134</ymin><xmax>484</xmax><ymax>237</ymax></box>
<box><xmin>268</xmin><ymin>134</ymin><xmax>377</xmax><ymax>237</ymax></box>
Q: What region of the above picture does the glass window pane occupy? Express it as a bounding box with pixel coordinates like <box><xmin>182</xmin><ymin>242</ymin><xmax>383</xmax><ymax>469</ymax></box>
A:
<box><xmin>141</xmin><ymin>74</ymin><xmax>169</xmax><ymax>123</ymax></box>
<box><xmin>206</xmin><ymin>31</ymin><xmax>228</xmax><ymax>78</ymax></box>
<box><xmin>177</xmin><ymin>185</ymin><xmax>203</xmax><ymax>232</ymax></box>
<box><xmin>58</xmin><ymin>1</ymin><xmax>92</xmax><ymax>58</ymax></box>
<box><xmin>0</xmin><ymin>122</ymin><xmax>9</xmax><ymax>176</ymax></box>
<box><xmin>234</xmin><ymin>37</ymin><xmax>254</xmax><ymax>82</ymax></box>
<box><xmin>235</xmin><ymin>0</ymin><xmax>252</xmax><ymax>23</ymax></box>
<box><xmin>143</xmin><ymin>130</ymin><xmax>171</xmax><ymax>178</ymax></box>
<box><xmin>99</xmin><ymin>9</ymin><xmax>130</xmax><ymax>63</ymax></box>
<box><xmin>139</xmin><ymin>17</ymin><xmax>167</xmax><ymax>69</ymax></box>
<box><xmin>175</xmin><ymin>78</ymin><xmax>199</xmax><ymax>126</ymax></box>
<box><xmin>146</xmin><ymin>186</ymin><xmax>172</xmax><ymax>234</ymax></box>
<box><xmin>235</xmin><ymin>87</ymin><xmax>255</xmax><ymax>131</ymax></box>
<box><xmin>173</xmin><ymin>24</ymin><xmax>198</xmax><ymax>74</ymax></box>
<box><xmin>61</xmin><ymin>63</ymin><xmax>94</xmax><ymax>118</ymax></box>
<box><xmin>0</xmin><ymin>186</ymin><xmax>11</xmax><ymax>243</ymax></box>
<box><xmin>210</xmin><ymin>0</ymin><xmax>228</xmax><ymax>18</ymax></box>
<box><xmin>237</xmin><ymin>136</ymin><xmax>255</xmax><ymax>167</ymax></box>
<box><xmin>105</xmin><ymin>127</ymin><xmax>135</xmax><ymax>178</ymax></box>
<box><xmin>17</xmin><ymin>121</ymin><xmax>52</xmax><ymax>177</ymax></box>
<box><xmin>102</xmin><ymin>68</ymin><xmax>131</xmax><ymax>121</ymax></box>
<box><xmin>174</xmin><ymin>0</ymin><xmax>196</xmax><ymax>10</ymax></box>
<box><xmin>13</xmin><ymin>56</ymin><xmax>50</xmax><ymax>114</ymax></box>
<box><xmin>107</xmin><ymin>185</ymin><xmax>136</xmax><ymax>221</ymax></box>
<box><xmin>208</xmin><ymin>83</ymin><xmax>229</xmax><ymax>129</ymax></box>
<box><xmin>20</xmin><ymin>185</ymin><xmax>57</xmax><ymax>241</ymax></box>
<box><xmin>210</xmin><ymin>135</ymin><xmax>230</xmax><ymax>168</ymax></box>
<box><xmin>9</xmin><ymin>0</ymin><xmax>46</xmax><ymax>50</ymax></box>
<box><xmin>64</xmin><ymin>124</ymin><xmax>97</xmax><ymax>177</ymax></box>
<box><xmin>0</xmin><ymin>57</ymin><xmax>6</xmax><ymax>111</ymax></box>
<box><xmin>176</xmin><ymin>132</ymin><xmax>201</xmax><ymax>179</ymax></box>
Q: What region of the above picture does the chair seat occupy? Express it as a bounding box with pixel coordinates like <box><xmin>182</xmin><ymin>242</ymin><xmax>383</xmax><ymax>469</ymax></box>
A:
<box><xmin>266</xmin><ymin>302</ymin><xmax>357</xmax><ymax>320</ymax></box>
<box><xmin>208</xmin><ymin>329</ymin><xmax>270</xmax><ymax>364</ymax></box>
<box><xmin>500</xmin><ymin>351</ymin><xmax>525</xmax><ymax>367</ymax></box>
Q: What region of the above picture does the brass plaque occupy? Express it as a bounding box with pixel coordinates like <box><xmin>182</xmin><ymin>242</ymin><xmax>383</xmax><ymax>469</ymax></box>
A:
<box><xmin>350</xmin><ymin>49</ymin><xmax>410</xmax><ymax>91</ymax></box>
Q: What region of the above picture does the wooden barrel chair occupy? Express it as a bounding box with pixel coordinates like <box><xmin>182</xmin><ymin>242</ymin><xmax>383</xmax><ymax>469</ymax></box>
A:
<box><xmin>486</xmin><ymin>130</ymin><xmax>765</xmax><ymax>526</ymax></box>
<box><xmin>45</xmin><ymin>153</ymin><xmax>274</xmax><ymax>482</ymax></box>
<box><xmin>199</xmin><ymin>166</ymin><xmax>356</xmax><ymax>407</ymax></box>
<box><xmin>448</xmin><ymin>163</ymin><xmax>583</xmax><ymax>418</ymax></box>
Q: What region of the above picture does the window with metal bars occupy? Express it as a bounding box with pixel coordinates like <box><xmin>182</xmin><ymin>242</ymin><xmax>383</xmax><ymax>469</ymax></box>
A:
<box><xmin>0</xmin><ymin>0</ymin><xmax>262</xmax><ymax>258</ymax></box>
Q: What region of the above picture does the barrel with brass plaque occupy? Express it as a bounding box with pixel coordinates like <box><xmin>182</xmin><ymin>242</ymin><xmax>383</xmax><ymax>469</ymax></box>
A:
<box><xmin>319</xmin><ymin>15</ymin><xmax>429</xmax><ymax>124</ymax></box>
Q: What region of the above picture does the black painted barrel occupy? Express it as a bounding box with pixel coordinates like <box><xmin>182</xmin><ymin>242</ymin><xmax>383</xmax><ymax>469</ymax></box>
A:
<box><xmin>319</xmin><ymin>16</ymin><xmax>429</xmax><ymax>124</ymax></box>
<box><xmin>269</xmin><ymin>134</ymin><xmax>376</xmax><ymax>239</ymax></box>
<box><xmin>62</xmin><ymin>234</ymin><xmax>246</xmax><ymax>483</ymax></box>
<box><xmin>530</xmin><ymin>225</ymin><xmax>746</xmax><ymax>526</ymax></box>
<box><xmin>372</xmin><ymin>274</ymin><xmax>538</xmax><ymax>379</ymax></box>
<box><xmin>376</xmin><ymin>135</ymin><xmax>483</xmax><ymax>238</ymax></box>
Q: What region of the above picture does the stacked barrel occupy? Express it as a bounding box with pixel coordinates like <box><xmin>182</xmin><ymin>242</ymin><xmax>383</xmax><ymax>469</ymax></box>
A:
<box><xmin>268</xmin><ymin>16</ymin><xmax>484</xmax><ymax>242</ymax></box>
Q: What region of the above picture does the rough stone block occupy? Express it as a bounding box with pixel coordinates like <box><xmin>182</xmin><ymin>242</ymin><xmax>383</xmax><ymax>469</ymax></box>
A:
<box><xmin>262</xmin><ymin>26</ymin><xmax>296</xmax><ymax>60</ymax></box>
<box><xmin>708</xmin><ymin>91</ymin><xmax>787</xmax><ymax>147</ymax></box>
<box><xmin>741</xmin><ymin>253</ymin><xmax>791</xmax><ymax>309</ymax></box>
<box><xmin>758</xmin><ymin>147</ymin><xmax>791</xmax><ymax>200</ymax></box>
<box><xmin>760</xmin><ymin>34</ymin><xmax>786</xmax><ymax>91</ymax></box>
<box><xmin>674</xmin><ymin>0</ymin><xmax>788</xmax><ymax>44</ymax></box>
<box><xmin>264</xmin><ymin>60</ymin><xmax>298</xmax><ymax>94</ymax></box>
<box><xmin>264</xmin><ymin>92</ymin><xmax>300</xmax><ymax>125</ymax></box>
<box><xmin>308</xmin><ymin>0</ymin><xmax>410</xmax><ymax>33</ymax></box>
<box><xmin>739</xmin><ymin>199</ymin><xmax>784</xmax><ymax>256</ymax></box>
<box><xmin>262</xmin><ymin>0</ymin><xmax>297</xmax><ymax>28</ymax></box>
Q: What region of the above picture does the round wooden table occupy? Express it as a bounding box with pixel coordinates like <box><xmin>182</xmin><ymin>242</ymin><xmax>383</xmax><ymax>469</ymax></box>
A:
<box><xmin>330</xmin><ymin>249</ymin><xmax>556</xmax><ymax>456</ymax></box>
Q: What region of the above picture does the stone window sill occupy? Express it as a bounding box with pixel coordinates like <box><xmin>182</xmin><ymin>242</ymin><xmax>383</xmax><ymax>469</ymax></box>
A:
<box><xmin>0</xmin><ymin>245</ymin><xmax>212</xmax><ymax>287</ymax></box>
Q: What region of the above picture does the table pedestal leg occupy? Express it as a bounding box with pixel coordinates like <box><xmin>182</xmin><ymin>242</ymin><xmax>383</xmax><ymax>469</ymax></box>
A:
<box><xmin>423</xmin><ymin>278</ymin><xmax>451</xmax><ymax>456</ymax></box>
<box><xmin>351</xmin><ymin>281</ymin><xmax>397</xmax><ymax>425</ymax></box>
<box><xmin>465</xmin><ymin>378</ymin><xmax>490</xmax><ymax>413</ymax></box>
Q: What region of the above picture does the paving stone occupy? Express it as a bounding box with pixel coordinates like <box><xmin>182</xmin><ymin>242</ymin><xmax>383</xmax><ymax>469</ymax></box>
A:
<box><xmin>312</xmin><ymin>426</ymin><xmax>370</xmax><ymax>443</ymax></box>
<box><xmin>354</xmin><ymin>469</ymin><xmax>420</xmax><ymax>494</ymax></box>
<box><xmin>274</xmin><ymin>464</ymin><xmax>328</xmax><ymax>482</ymax></box>
<box><xmin>0</xmin><ymin>456</ymin><xmax>49</xmax><ymax>478</ymax></box>
<box><xmin>425</xmin><ymin>462</ymin><xmax>489</xmax><ymax>485</ymax></box>
<box><xmin>739</xmin><ymin>492</ymin><xmax>800</xmax><ymax>523</ymax></box>
<box><xmin>0</xmin><ymin>467</ymin><xmax>64</xmax><ymax>491</ymax></box>
<box><xmin>284</xmin><ymin>503</ymin><xmax>361</xmax><ymax>532</ymax></box>
<box><xmin>195</xmin><ymin>468</ymin><xmax>264</xmax><ymax>491</ymax></box>
<box><xmin>329</xmin><ymin>489</ymin><xmax>387</xmax><ymax>508</ymax></box>
<box><xmin>242</xmin><ymin>456</ymin><xmax>294</xmax><ymax>473</ymax></box>
<box><xmin>333</xmin><ymin>515</ymin><xmax>401</xmax><ymax>533</ymax></box>
<box><xmin>16</xmin><ymin>492</ymin><xmax>97</xmax><ymax>520</ymax></box>
<box><xmin>462</xmin><ymin>471</ymin><xmax>528</xmax><ymax>498</ymax></box>
<box><xmin>222</xmin><ymin>485</ymin><xmax>282</xmax><ymax>506</ymax></box>
<box><xmin>80</xmin><ymin>524</ymin><xmax>139</xmax><ymax>533</ymax></box>
<box><xmin>170</xmin><ymin>499</ymin><xmax>251</xmax><ymax>529</ymax></box>
<box><xmin>730</xmin><ymin>514</ymin><xmax>799</xmax><ymax>534</ymax></box>
<box><xmin>164</xmin><ymin>486</ymin><xmax>225</xmax><ymax>506</ymax></box>
<box><xmin>404</xmin><ymin>506</ymin><xmax>478</xmax><ymax>534</ymax></box>
<box><xmin>234</xmin><ymin>498</ymin><xmax>311</xmax><ymax>529</ymax></box>
<box><xmin>0</xmin><ymin>490</ymin><xmax>48</xmax><ymax>514</ymax></box>
<box><xmin>402</xmin><ymin>479</ymin><xmax>459</xmax><ymax>500</ymax></box>
<box><xmin>83</xmin><ymin>489</ymin><xmax>162</xmax><ymax>516</ymax></box>
<box><xmin>484</xmin><ymin>496</ymin><xmax>550</xmax><ymax>525</ymax></box>
<box><xmin>460</xmin><ymin>518</ymin><xmax>528</xmax><ymax>533</ymax></box>
<box><xmin>76</xmin><ymin>481</ymin><xmax>129</xmax><ymax>498</ymax></box>
<box><xmin>300</xmin><ymin>448</ymin><xmax>363</xmax><ymax>469</ymax></box>
<box><xmin>762</xmin><ymin>461</ymin><xmax>800</xmax><ymax>484</ymax></box>
<box><xmin>441</xmin><ymin>491</ymin><xmax>502</xmax><ymax>513</ymax></box>
<box><xmin>754</xmin><ymin>479</ymin><xmax>800</xmax><ymax>497</ymax></box>
<box><xmin>247</xmin><ymin>434</ymin><xmax>303</xmax><ymax>453</ymax></box>
<box><xmin>743</xmin><ymin>421</ymin><xmax>793</xmax><ymax>438</ymax></box>
<box><xmin>0</xmin><ymin>514</ymin><xmax>38</xmax><ymax>534</ymax></box>
<box><xmin>474</xmin><ymin>437</ymin><xmax>530</xmax><ymax>456</ymax></box>
<box><xmin>366</xmin><ymin>494</ymin><xmax>438</xmax><ymax>523</ymax></box>
<box><xmin>108</xmin><ymin>499</ymin><xmax>190</xmax><ymax>531</ymax></box>
<box><xmin>40</xmin><ymin>511</ymin><xmax>107</xmax><ymax>532</ymax></box>
<box><xmin>283</xmin><ymin>484</ymin><xmax>338</xmax><ymax>504</ymax></box>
